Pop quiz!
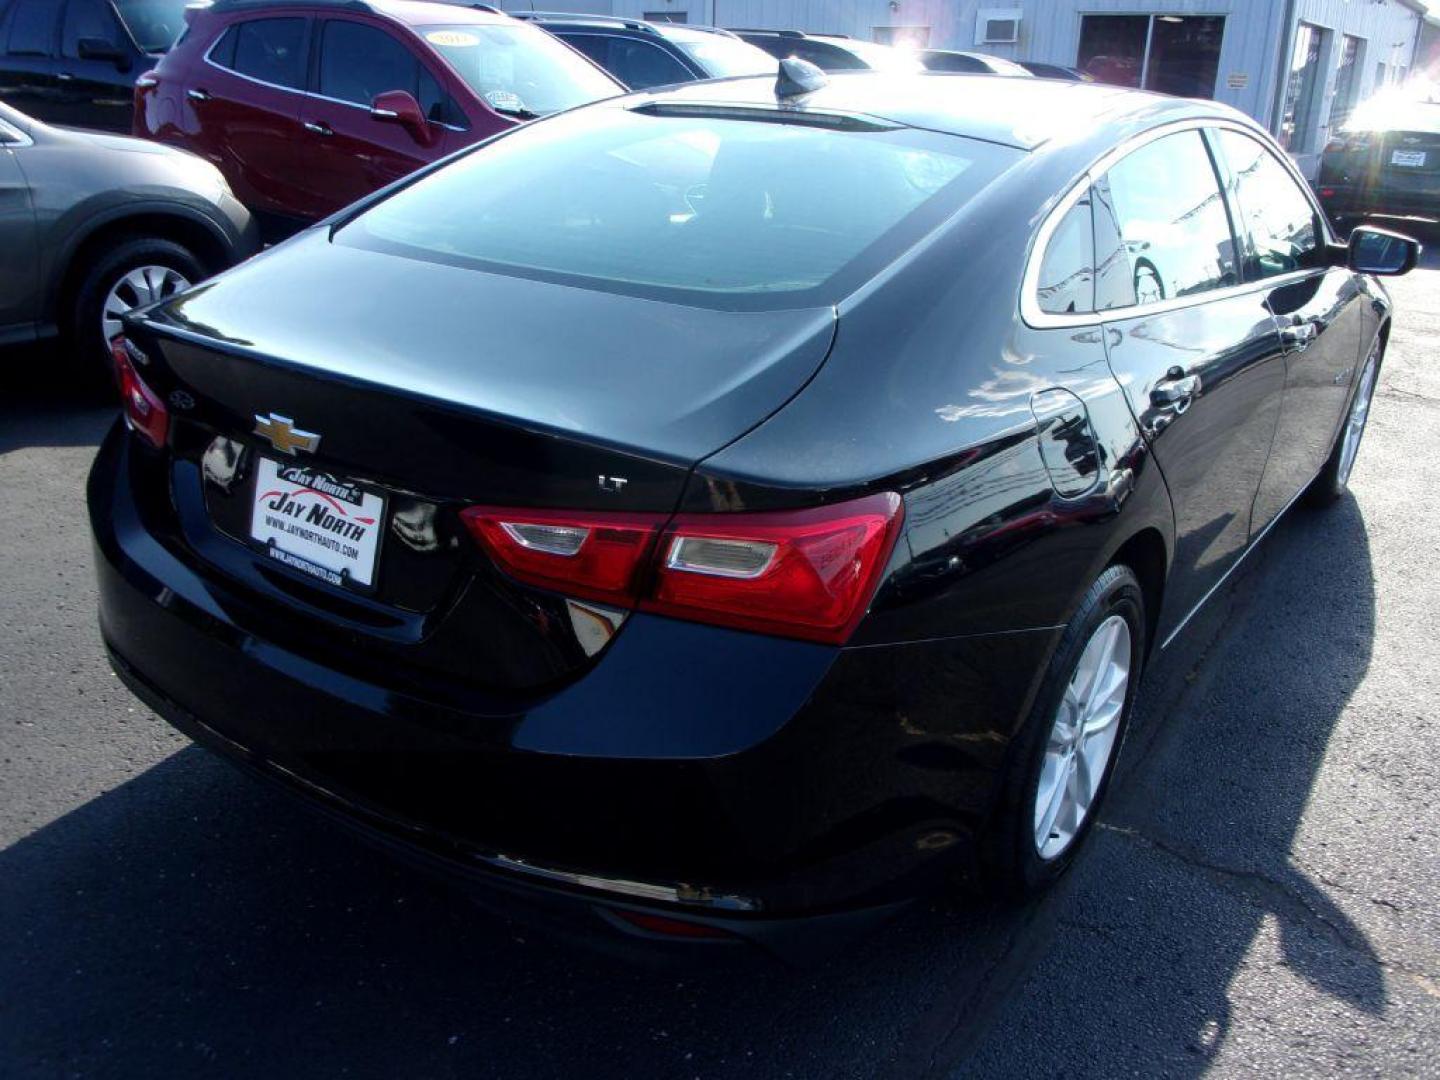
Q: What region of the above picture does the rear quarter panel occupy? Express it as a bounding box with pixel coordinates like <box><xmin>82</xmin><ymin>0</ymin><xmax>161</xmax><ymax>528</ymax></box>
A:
<box><xmin>686</xmin><ymin>147</ymin><xmax>1176</xmax><ymax>648</ymax></box>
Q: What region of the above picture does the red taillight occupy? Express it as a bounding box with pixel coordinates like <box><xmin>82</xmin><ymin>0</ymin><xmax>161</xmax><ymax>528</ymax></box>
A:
<box><xmin>460</xmin><ymin>492</ymin><xmax>904</xmax><ymax>645</ymax></box>
<box><xmin>110</xmin><ymin>337</ymin><xmax>170</xmax><ymax>449</ymax></box>
<box><xmin>646</xmin><ymin>493</ymin><xmax>904</xmax><ymax>644</ymax></box>
<box><xmin>458</xmin><ymin>507</ymin><xmax>663</xmax><ymax>607</ymax></box>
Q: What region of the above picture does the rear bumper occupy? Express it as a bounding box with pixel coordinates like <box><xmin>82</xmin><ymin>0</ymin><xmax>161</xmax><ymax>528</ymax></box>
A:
<box><xmin>89</xmin><ymin>423</ymin><xmax>1056</xmax><ymax>949</ymax></box>
<box><xmin>1317</xmin><ymin>182</ymin><xmax>1439</xmax><ymax>225</ymax></box>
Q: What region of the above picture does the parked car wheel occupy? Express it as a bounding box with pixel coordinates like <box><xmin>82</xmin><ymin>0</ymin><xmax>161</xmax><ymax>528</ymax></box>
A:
<box><xmin>1307</xmin><ymin>336</ymin><xmax>1383</xmax><ymax>507</ymax></box>
<box><xmin>70</xmin><ymin>237</ymin><xmax>203</xmax><ymax>373</ymax></box>
<box><xmin>987</xmin><ymin>565</ymin><xmax>1146</xmax><ymax>895</ymax></box>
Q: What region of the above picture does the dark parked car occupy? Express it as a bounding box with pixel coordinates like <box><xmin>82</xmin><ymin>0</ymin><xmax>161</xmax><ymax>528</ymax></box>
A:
<box><xmin>135</xmin><ymin>0</ymin><xmax>622</xmax><ymax>237</ymax></box>
<box><xmin>731</xmin><ymin>29</ymin><xmax>923</xmax><ymax>73</ymax></box>
<box><xmin>919</xmin><ymin>49</ymin><xmax>1029</xmax><ymax>76</ymax></box>
<box><xmin>0</xmin><ymin>0</ymin><xmax>190</xmax><ymax>132</ymax></box>
<box><xmin>515</xmin><ymin>13</ymin><xmax>774</xmax><ymax>89</ymax></box>
<box><xmin>90</xmin><ymin>68</ymin><xmax>1416</xmax><ymax>958</ymax></box>
<box><xmin>1017</xmin><ymin>60</ymin><xmax>1091</xmax><ymax>81</ymax></box>
<box><xmin>1318</xmin><ymin>98</ymin><xmax>1440</xmax><ymax>231</ymax></box>
<box><xmin>0</xmin><ymin>101</ymin><xmax>254</xmax><ymax>366</ymax></box>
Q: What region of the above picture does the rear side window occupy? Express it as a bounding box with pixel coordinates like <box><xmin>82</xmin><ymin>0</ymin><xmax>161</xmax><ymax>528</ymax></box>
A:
<box><xmin>602</xmin><ymin>38</ymin><xmax>693</xmax><ymax>90</ymax></box>
<box><xmin>1214</xmin><ymin>129</ymin><xmax>1323</xmax><ymax>280</ymax></box>
<box><xmin>5</xmin><ymin>0</ymin><xmax>57</xmax><ymax>56</ymax></box>
<box><xmin>1036</xmin><ymin>189</ymin><xmax>1095</xmax><ymax>315</ymax></box>
<box><xmin>1094</xmin><ymin>130</ymin><xmax>1238</xmax><ymax>310</ymax></box>
<box><xmin>555</xmin><ymin>33</ymin><xmax>693</xmax><ymax>90</ymax></box>
<box><xmin>340</xmin><ymin>109</ymin><xmax>1020</xmax><ymax>310</ymax></box>
<box><xmin>212</xmin><ymin>17</ymin><xmax>306</xmax><ymax>90</ymax></box>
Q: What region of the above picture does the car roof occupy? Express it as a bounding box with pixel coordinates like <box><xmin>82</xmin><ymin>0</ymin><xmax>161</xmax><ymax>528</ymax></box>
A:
<box><xmin>626</xmin><ymin>70</ymin><xmax>1237</xmax><ymax>151</ymax></box>
<box><xmin>510</xmin><ymin>13</ymin><xmax>735</xmax><ymax>42</ymax></box>
<box><xmin>205</xmin><ymin>0</ymin><xmax>514</xmax><ymax>26</ymax></box>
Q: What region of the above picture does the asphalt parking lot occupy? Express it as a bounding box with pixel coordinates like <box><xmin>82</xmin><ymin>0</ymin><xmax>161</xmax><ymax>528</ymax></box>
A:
<box><xmin>2</xmin><ymin>252</ymin><xmax>1438</xmax><ymax>1079</ymax></box>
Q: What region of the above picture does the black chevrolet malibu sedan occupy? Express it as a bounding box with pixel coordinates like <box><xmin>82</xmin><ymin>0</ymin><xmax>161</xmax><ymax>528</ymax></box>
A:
<box><xmin>89</xmin><ymin>65</ymin><xmax>1418</xmax><ymax>956</ymax></box>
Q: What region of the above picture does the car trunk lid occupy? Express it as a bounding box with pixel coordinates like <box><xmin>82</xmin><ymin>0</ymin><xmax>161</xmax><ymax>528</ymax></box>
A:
<box><xmin>126</xmin><ymin>233</ymin><xmax>837</xmax><ymax>692</ymax></box>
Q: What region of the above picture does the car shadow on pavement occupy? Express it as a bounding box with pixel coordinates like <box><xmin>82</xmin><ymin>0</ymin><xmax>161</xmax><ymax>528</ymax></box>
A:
<box><xmin>0</xmin><ymin>476</ymin><xmax>1379</xmax><ymax>1079</ymax></box>
<box><xmin>956</xmin><ymin>491</ymin><xmax>1383</xmax><ymax>1076</ymax></box>
<box><xmin>0</xmin><ymin>345</ymin><xmax>115</xmax><ymax>454</ymax></box>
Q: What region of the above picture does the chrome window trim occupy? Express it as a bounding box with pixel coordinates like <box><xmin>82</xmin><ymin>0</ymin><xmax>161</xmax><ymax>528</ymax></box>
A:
<box><xmin>201</xmin><ymin>23</ymin><xmax>468</xmax><ymax>133</ymax></box>
<box><xmin>0</xmin><ymin>118</ymin><xmax>33</xmax><ymax>147</ymax></box>
<box><xmin>1021</xmin><ymin>116</ymin><xmax>1338</xmax><ymax>330</ymax></box>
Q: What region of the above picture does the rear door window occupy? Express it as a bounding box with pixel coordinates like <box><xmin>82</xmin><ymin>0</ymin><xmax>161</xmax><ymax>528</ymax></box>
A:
<box><xmin>215</xmin><ymin>17</ymin><xmax>307</xmax><ymax>90</ymax></box>
<box><xmin>1095</xmin><ymin>129</ymin><xmax>1239</xmax><ymax>310</ymax></box>
<box><xmin>603</xmin><ymin>38</ymin><xmax>691</xmax><ymax>89</ymax></box>
<box><xmin>1213</xmin><ymin>128</ymin><xmax>1323</xmax><ymax>280</ymax></box>
<box><xmin>5</xmin><ymin>0</ymin><xmax>58</xmax><ymax>56</ymax></box>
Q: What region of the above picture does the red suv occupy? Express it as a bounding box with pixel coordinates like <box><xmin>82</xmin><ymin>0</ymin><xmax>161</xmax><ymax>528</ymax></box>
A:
<box><xmin>135</xmin><ymin>0</ymin><xmax>622</xmax><ymax>236</ymax></box>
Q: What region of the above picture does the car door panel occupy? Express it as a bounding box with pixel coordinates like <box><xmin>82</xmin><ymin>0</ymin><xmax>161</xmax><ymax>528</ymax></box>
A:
<box><xmin>0</xmin><ymin>0</ymin><xmax>62</xmax><ymax>122</ymax></box>
<box><xmin>55</xmin><ymin>0</ymin><xmax>137</xmax><ymax>132</ymax></box>
<box><xmin>1103</xmin><ymin>295</ymin><xmax>1287</xmax><ymax>636</ymax></box>
<box><xmin>1251</xmin><ymin>270</ymin><xmax>1366</xmax><ymax>528</ymax></box>
<box><xmin>1209</xmin><ymin>129</ymin><xmax>1372</xmax><ymax>531</ymax></box>
<box><xmin>185</xmin><ymin>16</ymin><xmax>310</xmax><ymax>218</ymax></box>
<box><xmin>0</xmin><ymin>143</ymin><xmax>38</xmax><ymax>335</ymax></box>
<box><xmin>1090</xmin><ymin>131</ymin><xmax>1288</xmax><ymax>642</ymax></box>
<box><xmin>296</xmin><ymin>18</ymin><xmax>452</xmax><ymax>218</ymax></box>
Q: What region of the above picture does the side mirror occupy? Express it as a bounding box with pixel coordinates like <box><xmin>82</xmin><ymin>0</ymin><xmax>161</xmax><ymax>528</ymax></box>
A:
<box><xmin>78</xmin><ymin>37</ymin><xmax>129</xmax><ymax>70</ymax></box>
<box><xmin>1347</xmin><ymin>225</ymin><xmax>1421</xmax><ymax>276</ymax></box>
<box><xmin>369</xmin><ymin>90</ymin><xmax>435</xmax><ymax>147</ymax></box>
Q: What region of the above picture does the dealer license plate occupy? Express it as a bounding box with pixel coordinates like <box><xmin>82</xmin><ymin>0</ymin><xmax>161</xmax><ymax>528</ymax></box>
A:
<box><xmin>249</xmin><ymin>457</ymin><xmax>386</xmax><ymax>590</ymax></box>
<box><xmin>1390</xmin><ymin>150</ymin><xmax>1427</xmax><ymax>168</ymax></box>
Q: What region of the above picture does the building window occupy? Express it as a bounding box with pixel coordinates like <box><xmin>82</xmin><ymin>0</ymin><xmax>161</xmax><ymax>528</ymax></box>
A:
<box><xmin>1077</xmin><ymin>15</ymin><xmax>1225</xmax><ymax>98</ymax></box>
<box><xmin>644</xmin><ymin>11</ymin><xmax>686</xmax><ymax>23</ymax></box>
<box><xmin>1279</xmin><ymin>22</ymin><xmax>1326</xmax><ymax>152</ymax></box>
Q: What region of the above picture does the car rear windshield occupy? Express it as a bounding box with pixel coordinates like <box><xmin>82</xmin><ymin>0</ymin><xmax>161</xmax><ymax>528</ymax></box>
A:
<box><xmin>338</xmin><ymin>106</ymin><xmax>1019</xmax><ymax>310</ymax></box>
<box><xmin>419</xmin><ymin>23</ymin><xmax>620</xmax><ymax>117</ymax></box>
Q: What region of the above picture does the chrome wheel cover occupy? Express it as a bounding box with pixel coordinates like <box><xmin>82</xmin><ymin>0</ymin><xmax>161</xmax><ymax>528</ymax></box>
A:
<box><xmin>102</xmin><ymin>265</ymin><xmax>191</xmax><ymax>344</ymax></box>
<box><xmin>1033</xmin><ymin>614</ymin><xmax>1131</xmax><ymax>861</ymax></box>
<box><xmin>1337</xmin><ymin>347</ymin><xmax>1379</xmax><ymax>489</ymax></box>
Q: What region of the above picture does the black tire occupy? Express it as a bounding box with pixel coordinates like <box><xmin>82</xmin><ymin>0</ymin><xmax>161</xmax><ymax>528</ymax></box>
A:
<box><xmin>67</xmin><ymin>236</ymin><xmax>205</xmax><ymax>377</ymax></box>
<box><xmin>984</xmin><ymin>564</ymin><xmax>1146</xmax><ymax>896</ymax></box>
<box><xmin>1305</xmin><ymin>335</ymin><xmax>1382</xmax><ymax>508</ymax></box>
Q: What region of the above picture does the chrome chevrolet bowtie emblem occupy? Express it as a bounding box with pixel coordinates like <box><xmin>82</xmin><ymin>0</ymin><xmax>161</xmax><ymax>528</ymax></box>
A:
<box><xmin>253</xmin><ymin>413</ymin><xmax>321</xmax><ymax>456</ymax></box>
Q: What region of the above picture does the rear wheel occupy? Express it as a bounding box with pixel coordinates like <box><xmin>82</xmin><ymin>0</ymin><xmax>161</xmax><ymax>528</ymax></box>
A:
<box><xmin>986</xmin><ymin>564</ymin><xmax>1145</xmax><ymax>895</ymax></box>
<box><xmin>68</xmin><ymin>236</ymin><xmax>202</xmax><ymax>377</ymax></box>
<box><xmin>1307</xmin><ymin>336</ymin><xmax>1381</xmax><ymax>507</ymax></box>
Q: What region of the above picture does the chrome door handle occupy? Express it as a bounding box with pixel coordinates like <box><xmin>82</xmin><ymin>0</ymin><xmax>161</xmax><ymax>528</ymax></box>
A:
<box><xmin>1151</xmin><ymin>369</ymin><xmax>1202</xmax><ymax>413</ymax></box>
<box><xmin>1280</xmin><ymin>322</ymin><xmax>1319</xmax><ymax>351</ymax></box>
<box><xmin>303</xmin><ymin>121</ymin><xmax>333</xmax><ymax>136</ymax></box>
<box><xmin>186</xmin><ymin>88</ymin><xmax>211</xmax><ymax>102</ymax></box>
<box><xmin>56</xmin><ymin>72</ymin><xmax>74</xmax><ymax>81</ymax></box>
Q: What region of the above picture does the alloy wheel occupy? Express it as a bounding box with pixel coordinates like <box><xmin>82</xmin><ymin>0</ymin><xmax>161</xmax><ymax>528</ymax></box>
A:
<box><xmin>1033</xmin><ymin>614</ymin><xmax>1131</xmax><ymax>860</ymax></box>
<box><xmin>1337</xmin><ymin>347</ymin><xmax>1379</xmax><ymax>489</ymax></box>
<box><xmin>101</xmin><ymin>265</ymin><xmax>191</xmax><ymax>344</ymax></box>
